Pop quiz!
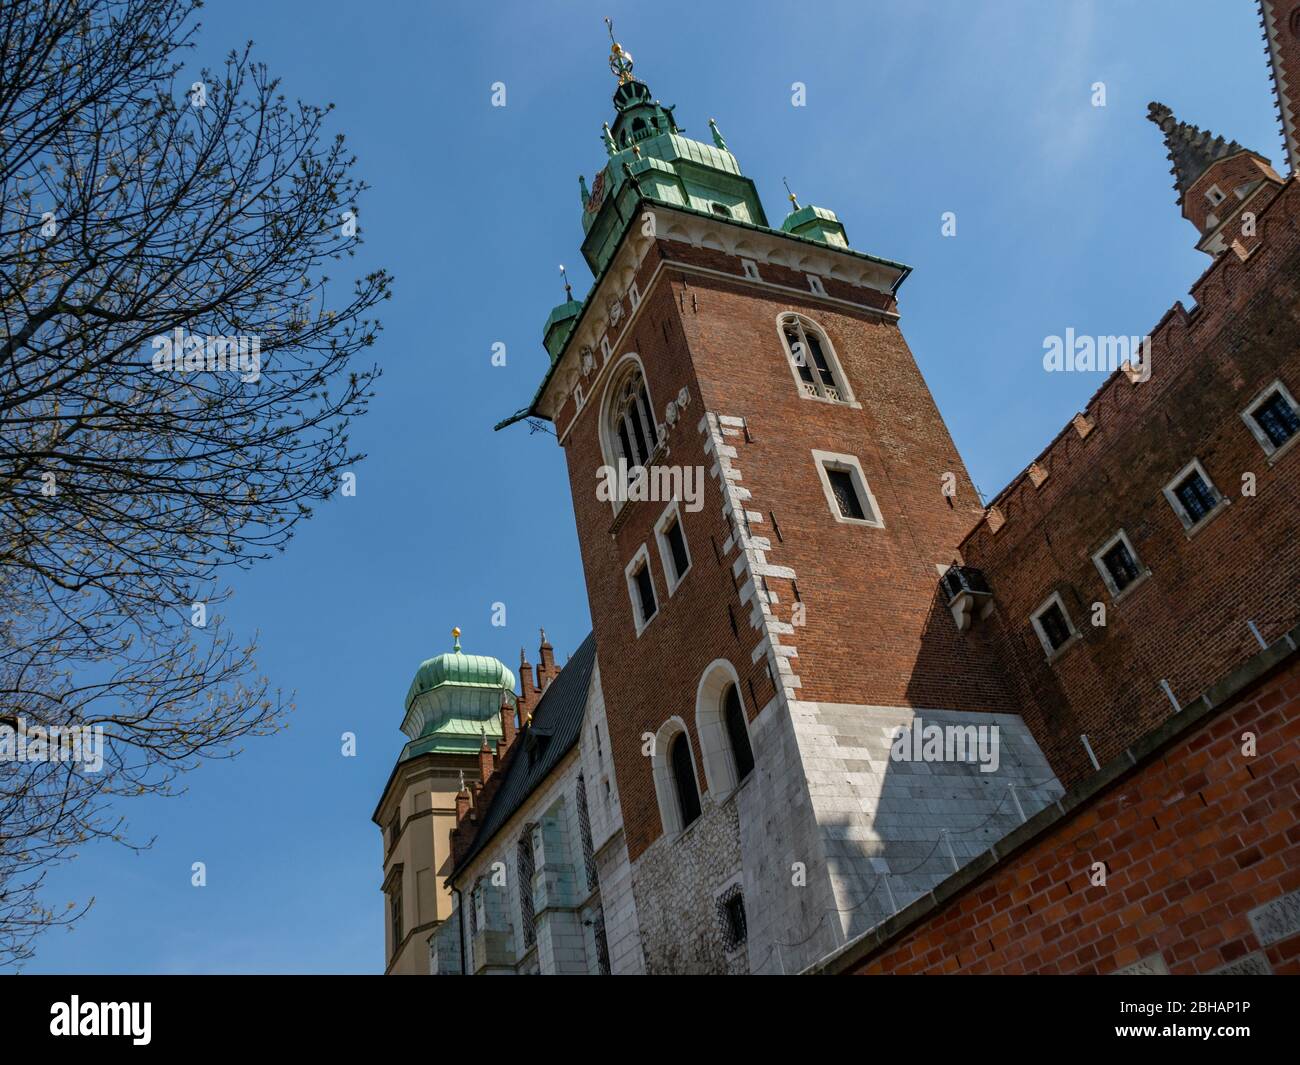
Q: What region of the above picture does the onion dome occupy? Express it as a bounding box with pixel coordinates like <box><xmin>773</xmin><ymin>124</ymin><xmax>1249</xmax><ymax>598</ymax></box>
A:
<box><xmin>399</xmin><ymin>628</ymin><xmax>517</xmax><ymax>759</ymax></box>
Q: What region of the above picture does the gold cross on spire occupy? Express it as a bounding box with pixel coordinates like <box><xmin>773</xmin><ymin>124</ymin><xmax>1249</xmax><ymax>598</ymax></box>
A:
<box><xmin>605</xmin><ymin>17</ymin><xmax>635</xmax><ymax>84</ymax></box>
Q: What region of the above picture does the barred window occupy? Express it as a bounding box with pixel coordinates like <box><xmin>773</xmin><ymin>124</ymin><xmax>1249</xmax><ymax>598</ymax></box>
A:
<box><xmin>576</xmin><ymin>775</ymin><xmax>599</xmax><ymax>894</ymax></box>
<box><xmin>1101</xmin><ymin>540</ymin><xmax>1138</xmax><ymax>591</ymax></box>
<box><xmin>517</xmin><ymin>834</ymin><xmax>536</xmax><ymax>949</ymax></box>
<box><xmin>1243</xmin><ymin>381</ymin><xmax>1300</xmax><ymax>455</ymax></box>
<box><xmin>593</xmin><ymin>910</ymin><xmax>612</xmax><ymax>975</ymax></box>
<box><xmin>1174</xmin><ymin>470</ymin><xmax>1216</xmax><ymax>524</ymax></box>
<box><xmin>716</xmin><ymin>884</ymin><xmax>747</xmax><ymax>951</ymax></box>
<box><xmin>1031</xmin><ymin>593</ymin><xmax>1077</xmax><ymax>658</ymax></box>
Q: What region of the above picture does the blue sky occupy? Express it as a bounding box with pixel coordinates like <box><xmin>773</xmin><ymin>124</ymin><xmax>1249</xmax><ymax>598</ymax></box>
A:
<box><xmin>20</xmin><ymin>0</ymin><xmax>1285</xmax><ymax>973</ymax></box>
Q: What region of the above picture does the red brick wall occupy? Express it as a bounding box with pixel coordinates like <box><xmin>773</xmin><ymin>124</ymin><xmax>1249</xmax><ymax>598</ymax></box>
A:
<box><xmin>960</xmin><ymin>180</ymin><xmax>1300</xmax><ymax>784</ymax></box>
<box><xmin>1261</xmin><ymin>0</ymin><xmax>1300</xmax><ymax>173</ymax></box>
<box><xmin>842</xmin><ymin>652</ymin><xmax>1300</xmax><ymax>975</ymax></box>
<box><xmin>556</xmin><ymin>233</ymin><xmax>1023</xmax><ymax>860</ymax></box>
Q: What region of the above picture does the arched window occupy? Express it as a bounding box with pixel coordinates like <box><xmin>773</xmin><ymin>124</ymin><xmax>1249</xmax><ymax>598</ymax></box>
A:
<box><xmin>670</xmin><ymin>732</ymin><xmax>701</xmax><ymax>828</ymax></box>
<box><xmin>695</xmin><ymin>659</ymin><xmax>756</xmax><ymax>801</ymax></box>
<box><xmin>650</xmin><ymin>716</ymin><xmax>701</xmax><ymax>838</ymax></box>
<box><xmin>607</xmin><ymin>364</ymin><xmax>658</xmax><ymax>469</ymax></box>
<box><xmin>779</xmin><ymin>313</ymin><xmax>850</xmax><ymax>403</ymax></box>
<box><xmin>722</xmin><ymin>684</ymin><xmax>754</xmax><ymax>782</ymax></box>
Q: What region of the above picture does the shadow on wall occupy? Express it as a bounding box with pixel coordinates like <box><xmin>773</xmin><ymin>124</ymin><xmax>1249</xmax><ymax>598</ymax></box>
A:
<box><xmin>794</xmin><ymin>696</ymin><xmax>1065</xmax><ymax>969</ymax></box>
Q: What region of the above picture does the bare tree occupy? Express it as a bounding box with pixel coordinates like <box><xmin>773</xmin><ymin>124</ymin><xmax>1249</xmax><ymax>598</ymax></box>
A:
<box><xmin>0</xmin><ymin>0</ymin><xmax>391</xmax><ymax>964</ymax></box>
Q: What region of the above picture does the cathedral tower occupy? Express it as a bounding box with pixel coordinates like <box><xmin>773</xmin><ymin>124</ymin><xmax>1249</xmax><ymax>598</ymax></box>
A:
<box><xmin>499</xmin><ymin>27</ymin><xmax>1059</xmax><ymax>971</ymax></box>
<box><xmin>372</xmin><ymin>630</ymin><xmax>518</xmax><ymax>974</ymax></box>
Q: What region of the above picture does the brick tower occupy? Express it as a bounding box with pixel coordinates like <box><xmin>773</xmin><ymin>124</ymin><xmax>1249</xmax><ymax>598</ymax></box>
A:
<box><xmin>498</xmin><ymin>26</ymin><xmax>1060</xmax><ymax>972</ymax></box>
<box><xmin>1260</xmin><ymin>0</ymin><xmax>1300</xmax><ymax>173</ymax></box>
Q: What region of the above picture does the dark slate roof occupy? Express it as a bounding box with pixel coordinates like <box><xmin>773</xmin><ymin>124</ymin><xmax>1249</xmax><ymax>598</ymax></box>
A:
<box><xmin>449</xmin><ymin>632</ymin><xmax>596</xmax><ymax>880</ymax></box>
<box><xmin>1147</xmin><ymin>102</ymin><xmax>1248</xmax><ymax>204</ymax></box>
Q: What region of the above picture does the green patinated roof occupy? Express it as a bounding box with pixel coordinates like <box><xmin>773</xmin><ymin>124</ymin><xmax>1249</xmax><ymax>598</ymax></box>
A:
<box><xmin>404</xmin><ymin>652</ymin><xmax>515</xmax><ymax>712</ymax></box>
<box><xmin>399</xmin><ymin>645</ymin><xmax>517</xmax><ymax>759</ymax></box>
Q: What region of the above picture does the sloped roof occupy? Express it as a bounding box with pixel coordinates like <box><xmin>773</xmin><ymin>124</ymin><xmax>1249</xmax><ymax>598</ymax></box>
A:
<box><xmin>449</xmin><ymin>632</ymin><xmax>597</xmax><ymax>880</ymax></box>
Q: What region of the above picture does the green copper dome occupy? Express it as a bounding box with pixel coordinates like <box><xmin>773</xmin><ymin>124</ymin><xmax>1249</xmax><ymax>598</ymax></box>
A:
<box><xmin>780</xmin><ymin>203</ymin><xmax>848</xmax><ymax>248</ymax></box>
<box><xmin>399</xmin><ymin>631</ymin><xmax>517</xmax><ymax>760</ymax></box>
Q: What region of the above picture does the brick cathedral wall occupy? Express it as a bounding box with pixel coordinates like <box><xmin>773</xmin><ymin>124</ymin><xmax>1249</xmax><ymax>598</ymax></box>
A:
<box><xmin>559</xmin><ymin>235</ymin><xmax>1035</xmax><ymax>862</ymax></box>
<box><xmin>960</xmin><ymin>180</ymin><xmax>1300</xmax><ymax>785</ymax></box>
<box><xmin>837</xmin><ymin>648</ymin><xmax>1300</xmax><ymax>975</ymax></box>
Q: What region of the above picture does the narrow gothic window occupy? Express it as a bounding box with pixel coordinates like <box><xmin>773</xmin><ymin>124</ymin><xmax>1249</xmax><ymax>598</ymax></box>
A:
<box><xmin>780</xmin><ymin>314</ymin><xmax>846</xmax><ymax>402</ymax></box>
<box><xmin>633</xmin><ymin>560</ymin><xmax>656</xmax><ymax>625</ymax></box>
<box><xmin>670</xmin><ymin>732</ymin><xmax>701</xmax><ymax>828</ymax></box>
<box><xmin>517</xmin><ymin>835</ymin><xmax>536</xmax><ymax>948</ymax></box>
<box><xmin>609</xmin><ymin>368</ymin><xmax>658</xmax><ymax>469</ymax></box>
<box><xmin>722</xmin><ymin>684</ymin><xmax>755</xmax><ymax>782</ymax></box>
<box><xmin>576</xmin><ymin>775</ymin><xmax>599</xmax><ymax>893</ymax></box>
<box><xmin>390</xmin><ymin>888</ymin><xmax>403</xmax><ymax>950</ymax></box>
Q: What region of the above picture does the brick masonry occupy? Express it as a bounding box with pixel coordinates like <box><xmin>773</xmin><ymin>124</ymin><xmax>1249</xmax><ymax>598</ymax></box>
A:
<box><xmin>822</xmin><ymin>634</ymin><xmax>1300</xmax><ymax>975</ymax></box>
<box><xmin>959</xmin><ymin>178</ymin><xmax>1300</xmax><ymax>787</ymax></box>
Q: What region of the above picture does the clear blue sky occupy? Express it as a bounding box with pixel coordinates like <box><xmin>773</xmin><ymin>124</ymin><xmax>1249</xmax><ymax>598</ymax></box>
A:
<box><xmin>21</xmin><ymin>0</ymin><xmax>1284</xmax><ymax>973</ymax></box>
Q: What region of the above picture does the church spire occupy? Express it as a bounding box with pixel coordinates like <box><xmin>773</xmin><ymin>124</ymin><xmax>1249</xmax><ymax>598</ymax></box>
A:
<box><xmin>1146</xmin><ymin>102</ymin><xmax>1247</xmax><ymax>204</ymax></box>
<box><xmin>1146</xmin><ymin>100</ymin><xmax>1285</xmax><ymax>257</ymax></box>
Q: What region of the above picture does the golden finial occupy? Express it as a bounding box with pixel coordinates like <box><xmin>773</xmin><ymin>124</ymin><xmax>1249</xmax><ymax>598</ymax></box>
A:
<box><xmin>452</xmin><ymin>626</ymin><xmax>461</xmax><ymax>652</ymax></box>
<box><xmin>783</xmin><ymin>177</ymin><xmax>800</xmax><ymax>211</ymax></box>
<box><xmin>605</xmin><ymin>16</ymin><xmax>635</xmax><ymax>84</ymax></box>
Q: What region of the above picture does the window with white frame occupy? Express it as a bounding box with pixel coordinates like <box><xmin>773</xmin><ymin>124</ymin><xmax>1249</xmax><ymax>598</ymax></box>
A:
<box><xmin>625</xmin><ymin>544</ymin><xmax>658</xmax><ymax>634</ymax></box>
<box><xmin>1091</xmin><ymin>529</ymin><xmax>1148</xmax><ymax>600</ymax></box>
<box><xmin>1031</xmin><ymin>592</ymin><xmax>1078</xmax><ymax>658</ymax></box>
<box><xmin>1205</xmin><ymin>184</ymin><xmax>1226</xmax><ymax>207</ymax></box>
<box><xmin>1242</xmin><ymin>379</ymin><xmax>1300</xmax><ymax>457</ymax></box>
<box><xmin>812</xmin><ymin>450</ymin><xmax>883</xmax><ymax>527</ymax></box>
<box><xmin>741</xmin><ymin>258</ymin><xmax>760</xmax><ymax>280</ymax></box>
<box><xmin>607</xmin><ymin>364</ymin><xmax>659</xmax><ymax>470</ymax></box>
<box><xmin>1162</xmin><ymin>458</ymin><xmax>1225</xmax><ymax>532</ymax></box>
<box><xmin>654</xmin><ymin>501</ymin><xmax>692</xmax><ymax>594</ymax></box>
<box><xmin>806</xmin><ymin>273</ymin><xmax>827</xmax><ymax>296</ymax></box>
<box><xmin>779</xmin><ymin>313</ymin><xmax>850</xmax><ymax>402</ymax></box>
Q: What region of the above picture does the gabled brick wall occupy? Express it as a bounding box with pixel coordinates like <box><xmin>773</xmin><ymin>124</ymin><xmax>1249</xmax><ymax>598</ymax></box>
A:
<box><xmin>959</xmin><ymin>179</ymin><xmax>1300</xmax><ymax>785</ymax></box>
